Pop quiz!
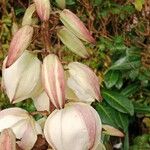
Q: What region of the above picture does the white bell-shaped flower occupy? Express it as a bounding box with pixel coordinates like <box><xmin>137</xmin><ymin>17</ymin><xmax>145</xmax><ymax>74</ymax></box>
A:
<box><xmin>44</xmin><ymin>103</ymin><xmax>102</xmax><ymax>150</ymax></box>
<box><xmin>0</xmin><ymin>107</ymin><xmax>42</xmax><ymax>150</ymax></box>
<box><xmin>2</xmin><ymin>50</ymin><xmax>42</xmax><ymax>103</ymax></box>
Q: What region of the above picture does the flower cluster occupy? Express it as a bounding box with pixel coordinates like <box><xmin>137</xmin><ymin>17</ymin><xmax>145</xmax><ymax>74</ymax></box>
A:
<box><xmin>0</xmin><ymin>0</ymin><xmax>123</xmax><ymax>149</ymax></box>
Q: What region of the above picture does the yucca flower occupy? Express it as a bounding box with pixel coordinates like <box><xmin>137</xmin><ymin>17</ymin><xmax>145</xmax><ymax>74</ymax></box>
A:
<box><xmin>44</xmin><ymin>102</ymin><xmax>102</xmax><ymax>150</ymax></box>
<box><xmin>67</xmin><ymin>62</ymin><xmax>102</xmax><ymax>103</ymax></box>
<box><xmin>0</xmin><ymin>108</ymin><xmax>42</xmax><ymax>150</ymax></box>
<box><xmin>2</xmin><ymin>51</ymin><xmax>42</xmax><ymax>103</ymax></box>
<box><xmin>42</xmin><ymin>54</ymin><xmax>66</xmax><ymax>109</ymax></box>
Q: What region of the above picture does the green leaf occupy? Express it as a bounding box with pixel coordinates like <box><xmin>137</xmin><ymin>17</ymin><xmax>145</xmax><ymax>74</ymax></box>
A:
<box><xmin>134</xmin><ymin>0</ymin><xmax>144</xmax><ymax>11</ymax></box>
<box><xmin>92</xmin><ymin>0</ymin><xmax>102</xmax><ymax>6</ymax></box>
<box><xmin>66</xmin><ymin>0</ymin><xmax>76</xmax><ymax>5</ymax></box>
<box><xmin>93</xmin><ymin>102</ymin><xmax>129</xmax><ymax>131</ymax></box>
<box><xmin>121</xmin><ymin>83</ymin><xmax>139</xmax><ymax>97</ymax></box>
<box><xmin>102</xmin><ymin>90</ymin><xmax>134</xmax><ymax>115</ymax></box>
<box><xmin>110</xmin><ymin>57</ymin><xmax>141</xmax><ymax>70</ymax></box>
<box><xmin>104</xmin><ymin>70</ymin><xmax>120</xmax><ymax>89</ymax></box>
<box><xmin>93</xmin><ymin>102</ymin><xmax>116</xmax><ymax>127</ymax></box>
<box><xmin>115</xmin><ymin>74</ymin><xmax>123</xmax><ymax>89</ymax></box>
<box><xmin>133</xmin><ymin>102</ymin><xmax>150</xmax><ymax>114</ymax></box>
<box><xmin>113</xmin><ymin>112</ymin><xmax>129</xmax><ymax>132</ymax></box>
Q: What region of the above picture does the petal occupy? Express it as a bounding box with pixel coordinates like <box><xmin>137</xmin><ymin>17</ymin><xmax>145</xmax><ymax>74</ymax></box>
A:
<box><xmin>0</xmin><ymin>128</ymin><xmax>16</xmax><ymax>150</ymax></box>
<box><xmin>57</xmin><ymin>27</ymin><xmax>89</xmax><ymax>58</ymax></box>
<box><xmin>74</xmin><ymin>103</ymin><xmax>101</xmax><ymax>149</ymax></box>
<box><xmin>17</xmin><ymin>122</ymin><xmax>37</xmax><ymax>150</ymax></box>
<box><xmin>13</xmin><ymin>53</ymin><xmax>41</xmax><ymax>103</ymax></box>
<box><xmin>33</xmin><ymin>91</ymin><xmax>50</xmax><ymax>111</ymax></box>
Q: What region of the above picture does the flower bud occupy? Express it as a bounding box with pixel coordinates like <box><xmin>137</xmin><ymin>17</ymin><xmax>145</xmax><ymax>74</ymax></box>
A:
<box><xmin>67</xmin><ymin>62</ymin><xmax>102</xmax><ymax>103</ymax></box>
<box><xmin>60</xmin><ymin>9</ymin><xmax>96</xmax><ymax>44</ymax></box>
<box><xmin>22</xmin><ymin>4</ymin><xmax>36</xmax><ymax>26</ymax></box>
<box><xmin>56</xmin><ymin>0</ymin><xmax>66</xmax><ymax>9</ymax></box>
<box><xmin>42</xmin><ymin>54</ymin><xmax>65</xmax><ymax>109</ymax></box>
<box><xmin>6</xmin><ymin>25</ymin><xmax>33</xmax><ymax>67</ymax></box>
<box><xmin>0</xmin><ymin>129</ymin><xmax>16</xmax><ymax>150</ymax></box>
<box><xmin>44</xmin><ymin>103</ymin><xmax>102</xmax><ymax>150</ymax></box>
<box><xmin>0</xmin><ymin>107</ymin><xmax>42</xmax><ymax>150</ymax></box>
<box><xmin>2</xmin><ymin>51</ymin><xmax>42</xmax><ymax>103</ymax></box>
<box><xmin>57</xmin><ymin>27</ymin><xmax>89</xmax><ymax>58</ymax></box>
<box><xmin>33</xmin><ymin>0</ymin><xmax>51</xmax><ymax>21</ymax></box>
<box><xmin>102</xmin><ymin>125</ymin><xmax>124</xmax><ymax>137</ymax></box>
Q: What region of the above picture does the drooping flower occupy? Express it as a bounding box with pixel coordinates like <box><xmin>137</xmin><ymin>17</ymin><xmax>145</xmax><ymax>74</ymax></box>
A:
<box><xmin>60</xmin><ymin>9</ymin><xmax>96</xmax><ymax>44</ymax></box>
<box><xmin>33</xmin><ymin>0</ymin><xmax>51</xmax><ymax>21</ymax></box>
<box><xmin>2</xmin><ymin>51</ymin><xmax>42</xmax><ymax>103</ymax></box>
<box><xmin>6</xmin><ymin>25</ymin><xmax>33</xmax><ymax>67</ymax></box>
<box><xmin>42</xmin><ymin>54</ymin><xmax>65</xmax><ymax>109</ymax></box>
<box><xmin>44</xmin><ymin>102</ymin><xmax>102</xmax><ymax>150</ymax></box>
<box><xmin>67</xmin><ymin>62</ymin><xmax>102</xmax><ymax>103</ymax></box>
<box><xmin>57</xmin><ymin>27</ymin><xmax>89</xmax><ymax>58</ymax></box>
<box><xmin>0</xmin><ymin>108</ymin><xmax>42</xmax><ymax>150</ymax></box>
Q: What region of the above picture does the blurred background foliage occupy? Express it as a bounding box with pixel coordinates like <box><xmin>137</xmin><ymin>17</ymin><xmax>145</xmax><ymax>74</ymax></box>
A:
<box><xmin>0</xmin><ymin>0</ymin><xmax>150</xmax><ymax>149</ymax></box>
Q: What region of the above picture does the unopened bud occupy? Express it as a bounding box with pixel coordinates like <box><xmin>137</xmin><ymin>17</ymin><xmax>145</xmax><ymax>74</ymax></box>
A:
<box><xmin>34</xmin><ymin>0</ymin><xmax>51</xmax><ymax>21</ymax></box>
<box><xmin>57</xmin><ymin>27</ymin><xmax>89</xmax><ymax>58</ymax></box>
<box><xmin>42</xmin><ymin>54</ymin><xmax>65</xmax><ymax>109</ymax></box>
<box><xmin>60</xmin><ymin>9</ymin><xmax>96</xmax><ymax>44</ymax></box>
<box><xmin>6</xmin><ymin>25</ymin><xmax>33</xmax><ymax>67</ymax></box>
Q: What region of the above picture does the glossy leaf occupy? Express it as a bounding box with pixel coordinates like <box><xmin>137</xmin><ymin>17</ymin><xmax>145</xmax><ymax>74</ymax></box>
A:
<box><xmin>110</xmin><ymin>56</ymin><xmax>141</xmax><ymax>70</ymax></box>
<box><xmin>102</xmin><ymin>90</ymin><xmax>134</xmax><ymax>115</ymax></box>
<box><xmin>104</xmin><ymin>70</ymin><xmax>120</xmax><ymax>89</ymax></box>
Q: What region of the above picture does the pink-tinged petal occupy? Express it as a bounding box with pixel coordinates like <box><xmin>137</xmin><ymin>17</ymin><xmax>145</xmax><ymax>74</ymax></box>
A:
<box><xmin>17</xmin><ymin>122</ymin><xmax>37</xmax><ymax>150</ymax></box>
<box><xmin>22</xmin><ymin>4</ymin><xmax>36</xmax><ymax>26</ymax></box>
<box><xmin>33</xmin><ymin>0</ymin><xmax>51</xmax><ymax>21</ymax></box>
<box><xmin>74</xmin><ymin>104</ymin><xmax>96</xmax><ymax>149</ymax></box>
<box><xmin>42</xmin><ymin>54</ymin><xmax>65</xmax><ymax>109</ymax></box>
<box><xmin>74</xmin><ymin>103</ymin><xmax>101</xmax><ymax>149</ymax></box>
<box><xmin>57</xmin><ymin>27</ymin><xmax>89</xmax><ymax>58</ymax></box>
<box><xmin>0</xmin><ymin>129</ymin><xmax>16</xmax><ymax>150</ymax></box>
<box><xmin>102</xmin><ymin>125</ymin><xmax>124</xmax><ymax>137</ymax></box>
<box><xmin>67</xmin><ymin>62</ymin><xmax>102</xmax><ymax>103</ymax></box>
<box><xmin>6</xmin><ymin>25</ymin><xmax>33</xmax><ymax>67</ymax></box>
<box><xmin>60</xmin><ymin>9</ymin><xmax>96</xmax><ymax>44</ymax></box>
